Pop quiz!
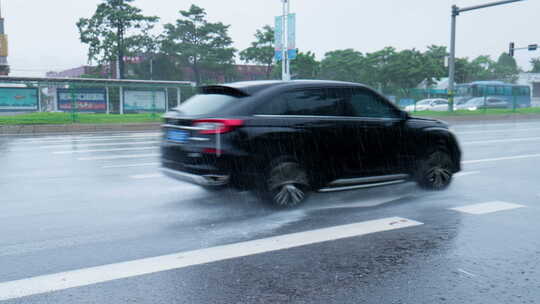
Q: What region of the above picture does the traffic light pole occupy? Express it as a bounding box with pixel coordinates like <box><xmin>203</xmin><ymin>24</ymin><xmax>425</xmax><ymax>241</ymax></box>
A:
<box><xmin>447</xmin><ymin>0</ymin><xmax>526</xmax><ymax>111</ymax></box>
<box><xmin>509</xmin><ymin>42</ymin><xmax>538</xmax><ymax>57</ymax></box>
<box><xmin>448</xmin><ymin>6</ymin><xmax>457</xmax><ymax>112</ymax></box>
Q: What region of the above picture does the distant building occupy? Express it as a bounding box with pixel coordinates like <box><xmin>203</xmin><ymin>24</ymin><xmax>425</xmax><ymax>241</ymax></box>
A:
<box><xmin>516</xmin><ymin>72</ymin><xmax>540</xmax><ymax>106</ymax></box>
<box><xmin>0</xmin><ymin>3</ymin><xmax>9</xmax><ymax>76</ymax></box>
<box><xmin>47</xmin><ymin>63</ymin><xmax>269</xmax><ymax>83</ymax></box>
<box><xmin>46</xmin><ymin>66</ymin><xmax>109</xmax><ymax>78</ymax></box>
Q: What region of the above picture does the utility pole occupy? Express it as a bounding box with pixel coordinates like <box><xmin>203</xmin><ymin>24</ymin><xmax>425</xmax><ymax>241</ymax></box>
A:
<box><xmin>447</xmin><ymin>0</ymin><xmax>526</xmax><ymax>111</ymax></box>
<box><xmin>116</xmin><ymin>0</ymin><xmax>124</xmax><ymax>79</ymax></box>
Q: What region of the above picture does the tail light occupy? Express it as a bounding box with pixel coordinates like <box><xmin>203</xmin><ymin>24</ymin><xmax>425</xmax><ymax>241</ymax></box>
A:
<box><xmin>193</xmin><ymin>119</ymin><xmax>244</xmax><ymax>135</ymax></box>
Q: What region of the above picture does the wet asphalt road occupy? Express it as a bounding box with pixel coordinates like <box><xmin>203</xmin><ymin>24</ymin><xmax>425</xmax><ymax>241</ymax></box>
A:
<box><xmin>1</xmin><ymin>120</ymin><xmax>540</xmax><ymax>304</ymax></box>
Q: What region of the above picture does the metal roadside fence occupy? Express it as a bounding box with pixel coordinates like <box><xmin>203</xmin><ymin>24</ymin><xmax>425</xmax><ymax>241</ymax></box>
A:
<box><xmin>0</xmin><ymin>76</ymin><xmax>196</xmax><ymax>122</ymax></box>
<box><xmin>386</xmin><ymin>83</ymin><xmax>536</xmax><ymax>114</ymax></box>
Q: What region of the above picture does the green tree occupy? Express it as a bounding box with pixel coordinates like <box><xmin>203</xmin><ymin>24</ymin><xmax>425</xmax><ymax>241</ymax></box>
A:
<box><xmin>530</xmin><ymin>58</ymin><xmax>540</xmax><ymax>73</ymax></box>
<box><xmin>362</xmin><ymin>47</ymin><xmax>397</xmax><ymax>91</ymax></box>
<box><xmin>319</xmin><ymin>49</ymin><xmax>366</xmax><ymax>83</ymax></box>
<box><xmin>422</xmin><ymin>45</ymin><xmax>448</xmax><ymax>87</ymax></box>
<box><xmin>77</xmin><ymin>0</ymin><xmax>159</xmax><ymax>79</ymax></box>
<box><xmin>161</xmin><ymin>5</ymin><xmax>236</xmax><ymax>85</ymax></box>
<box><xmin>469</xmin><ymin>55</ymin><xmax>497</xmax><ymax>81</ymax></box>
<box><xmin>131</xmin><ymin>54</ymin><xmax>184</xmax><ymax>81</ymax></box>
<box><xmin>494</xmin><ymin>53</ymin><xmax>520</xmax><ymax>82</ymax></box>
<box><xmin>271</xmin><ymin>51</ymin><xmax>320</xmax><ymax>80</ymax></box>
<box><xmin>240</xmin><ymin>25</ymin><xmax>275</xmax><ymax>79</ymax></box>
<box><xmin>453</xmin><ymin>55</ymin><xmax>499</xmax><ymax>83</ymax></box>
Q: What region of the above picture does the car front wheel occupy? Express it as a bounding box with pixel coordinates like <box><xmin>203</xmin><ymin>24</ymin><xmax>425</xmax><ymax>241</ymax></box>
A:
<box><xmin>416</xmin><ymin>150</ymin><xmax>454</xmax><ymax>190</ymax></box>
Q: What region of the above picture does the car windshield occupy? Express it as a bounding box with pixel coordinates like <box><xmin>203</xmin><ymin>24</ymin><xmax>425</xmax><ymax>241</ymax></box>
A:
<box><xmin>174</xmin><ymin>94</ymin><xmax>240</xmax><ymax>116</ymax></box>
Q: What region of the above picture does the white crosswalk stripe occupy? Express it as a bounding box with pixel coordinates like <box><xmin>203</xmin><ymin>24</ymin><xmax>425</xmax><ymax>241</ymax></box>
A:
<box><xmin>18</xmin><ymin>134</ymin><xmax>160</xmax><ymax>144</ymax></box>
<box><xmin>0</xmin><ymin>217</ymin><xmax>422</xmax><ymax>301</ymax></box>
<box><xmin>449</xmin><ymin>201</ymin><xmax>525</xmax><ymax>215</ymax></box>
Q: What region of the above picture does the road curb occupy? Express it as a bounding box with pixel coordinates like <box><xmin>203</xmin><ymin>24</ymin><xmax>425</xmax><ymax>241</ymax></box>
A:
<box><xmin>1</xmin><ymin>115</ymin><xmax>540</xmax><ymax>135</ymax></box>
<box><xmin>0</xmin><ymin>123</ymin><xmax>161</xmax><ymax>136</ymax></box>
<box><xmin>414</xmin><ymin>114</ymin><xmax>540</xmax><ymax>125</ymax></box>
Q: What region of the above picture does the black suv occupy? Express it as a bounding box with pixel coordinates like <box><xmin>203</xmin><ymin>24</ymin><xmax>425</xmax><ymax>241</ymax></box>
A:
<box><xmin>161</xmin><ymin>80</ymin><xmax>461</xmax><ymax>207</ymax></box>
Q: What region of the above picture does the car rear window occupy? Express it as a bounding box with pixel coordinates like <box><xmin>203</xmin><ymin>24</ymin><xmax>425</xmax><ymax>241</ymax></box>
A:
<box><xmin>174</xmin><ymin>94</ymin><xmax>240</xmax><ymax>116</ymax></box>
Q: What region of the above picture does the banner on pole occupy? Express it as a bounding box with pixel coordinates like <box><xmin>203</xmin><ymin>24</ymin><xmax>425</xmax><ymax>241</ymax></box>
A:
<box><xmin>275</xmin><ymin>14</ymin><xmax>297</xmax><ymax>61</ymax></box>
<box><xmin>287</xmin><ymin>13</ymin><xmax>297</xmax><ymax>60</ymax></box>
<box><xmin>274</xmin><ymin>16</ymin><xmax>284</xmax><ymax>61</ymax></box>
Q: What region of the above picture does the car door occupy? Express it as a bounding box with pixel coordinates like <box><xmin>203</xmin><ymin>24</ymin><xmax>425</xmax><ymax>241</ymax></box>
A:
<box><xmin>340</xmin><ymin>87</ymin><xmax>406</xmax><ymax>176</ymax></box>
<box><xmin>253</xmin><ymin>87</ymin><xmax>348</xmax><ymax>183</ymax></box>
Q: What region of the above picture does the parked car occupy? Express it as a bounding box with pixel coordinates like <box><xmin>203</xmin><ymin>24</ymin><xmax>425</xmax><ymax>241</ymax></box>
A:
<box><xmin>404</xmin><ymin>98</ymin><xmax>449</xmax><ymax>112</ymax></box>
<box><xmin>161</xmin><ymin>80</ymin><xmax>462</xmax><ymax>208</ymax></box>
<box><xmin>457</xmin><ymin>97</ymin><xmax>509</xmax><ymax>111</ymax></box>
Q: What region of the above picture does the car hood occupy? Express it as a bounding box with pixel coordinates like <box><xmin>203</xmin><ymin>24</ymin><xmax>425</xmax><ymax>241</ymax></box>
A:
<box><xmin>408</xmin><ymin>116</ymin><xmax>449</xmax><ymax>128</ymax></box>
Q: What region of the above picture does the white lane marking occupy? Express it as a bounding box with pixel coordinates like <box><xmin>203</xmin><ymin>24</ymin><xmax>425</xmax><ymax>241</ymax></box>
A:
<box><xmin>53</xmin><ymin>147</ymin><xmax>157</xmax><ymax>154</ymax></box>
<box><xmin>0</xmin><ymin>217</ymin><xmax>422</xmax><ymax>301</ymax></box>
<box><xmin>449</xmin><ymin>201</ymin><xmax>525</xmax><ymax>215</ymax></box>
<box><xmin>12</xmin><ymin>141</ymin><xmax>159</xmax><ymax>151</ymax></box>
<box><xmin>17</xmin><ymin>134</ymin><xmax>160</xmax><ymax>144</ymax></box>
<box><xmin>41</xmin><ymin>141</ymin><xmax>158</xmax><ymax>149</ymax></box>
<box><xmin>454</xmin><ymin>171</ymin><xmax>480</xmax><ymax>178</ymax></box>
<box><xmin>78</xmin><ymin>154</ymin><xmax>159</xmax><ymax>161</ymax></box>
<box><xmin>463</xmin><ymin>153</ymin><xmax>540</xmax><ymax>164</ymax></box>
<box><xmin>452</xmin><ymin>122</ymin><xmax>540</xmax><ymax>130</ymax></box>
<box><xmin>463</xmin><ymin>136</ymin><xmax>540</xmax><ymax>145</ymax></box>
<box><xmin>456</xmin><ymin>128</ymin><xmax>538</xmax><ymax>135</ymax></box>
<box><xmin>457</xmin><ymin>268</ymin><xmax>477</xmax><ymax>278</ymax></box>
<box><xmin>130</xmin><ymin>173</ymin><xmax>162</xmax><ymax>179</ymax></box>
<box><xmin>102</xmin><ymin>162</ymin><xmax>160</xmax><ymax>169</ymax></box>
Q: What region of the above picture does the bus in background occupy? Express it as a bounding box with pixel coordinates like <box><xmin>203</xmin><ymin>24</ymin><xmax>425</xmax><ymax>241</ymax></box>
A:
<box><xmin>455</xmin><ymin>81</ymin><xmax>531</xmax><ymax>108</ymax></box>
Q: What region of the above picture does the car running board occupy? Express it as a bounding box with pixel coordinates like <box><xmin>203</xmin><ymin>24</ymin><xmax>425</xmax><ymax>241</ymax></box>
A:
<box><xmin>318</xmin><ymin>174</ymin><xmax>410</xmax><ymax>193</ymax></box>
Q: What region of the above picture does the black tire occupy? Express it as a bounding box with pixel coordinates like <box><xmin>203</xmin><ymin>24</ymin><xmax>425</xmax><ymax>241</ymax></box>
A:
<box><xmin>259</xmin><ymin>161</ymin><xmax>311</xmax><ymax>208</ymax></box>
<box><xmin>416</xmin><ymin>150</ymin><xmax>454</xmax><ymax>190</ymax></box>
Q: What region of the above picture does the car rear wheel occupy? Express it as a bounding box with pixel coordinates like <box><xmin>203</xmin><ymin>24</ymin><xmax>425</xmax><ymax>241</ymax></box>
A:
<box><xmin>416</xmin><ymin>150</ymin><xmax>454</xmax><ymax>190</ymax></box>
<box><xmin>262</xmin><ymin>161</ymin><xmax>310</xmax><ymax>208</ymax></box>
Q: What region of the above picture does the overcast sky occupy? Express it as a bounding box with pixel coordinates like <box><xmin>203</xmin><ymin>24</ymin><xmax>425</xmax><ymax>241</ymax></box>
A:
<box><xmin>3</xmin><ymin>0</ymin><xmax>539</xmax><ymax>77</ymax></box>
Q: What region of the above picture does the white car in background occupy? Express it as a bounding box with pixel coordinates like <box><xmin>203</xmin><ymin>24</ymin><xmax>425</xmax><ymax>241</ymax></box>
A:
<box><xmin>405</xmin><ymin>98</ymin><xmax>449</xmax><ymax>112</ymax></box>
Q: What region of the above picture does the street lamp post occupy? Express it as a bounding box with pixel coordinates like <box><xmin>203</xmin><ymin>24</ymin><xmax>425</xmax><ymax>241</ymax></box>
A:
<box><xmin>447</xmin><ymin>0</ymin><xmax>526</xmax><ymax>111</ymax></box>
<box><xmin>281</xmin><ymin>0</ymin><xmax>291</xmax><ymax>81</ymax></box>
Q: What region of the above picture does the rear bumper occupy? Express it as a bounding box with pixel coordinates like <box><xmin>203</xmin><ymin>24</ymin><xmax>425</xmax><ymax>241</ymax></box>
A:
<box><xmin>161</xmin><ymin>167</ymin><xmax>230</xmax><ymax>187</ymax></box>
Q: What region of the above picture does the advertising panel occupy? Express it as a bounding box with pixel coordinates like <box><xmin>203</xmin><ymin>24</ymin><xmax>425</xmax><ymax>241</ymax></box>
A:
<box><xmin>0</xmin><ymin>87</ymin><xmax>38</xmax><ymax>111</ymax></box>
<box><xmin>57</xmin><ymin>88</ymin><xmax>107</xmax><ymax>113</ymax></box>
<box><xmin>123</xmin><ymin>89</ymin><xmax>166</xmax><ymax>113</ymax></box>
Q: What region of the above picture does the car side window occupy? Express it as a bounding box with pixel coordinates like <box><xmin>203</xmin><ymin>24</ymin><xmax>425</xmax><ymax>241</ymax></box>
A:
<box><xmin>257</xmin><ymin>88</ymin><xmax>340</xmax><ymax>116</ymax></box>
<box><xmin>345</xmin><ymin>88</ymin><xmax>400</xmax><ymax>118</ymax></box>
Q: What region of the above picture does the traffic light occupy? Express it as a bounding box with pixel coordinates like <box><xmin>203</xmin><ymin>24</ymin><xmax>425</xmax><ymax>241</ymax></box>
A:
<box><xmin>509</xmin><ymin>42</ymin><xmax>515</xmax><ymax>57</ymax></box>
